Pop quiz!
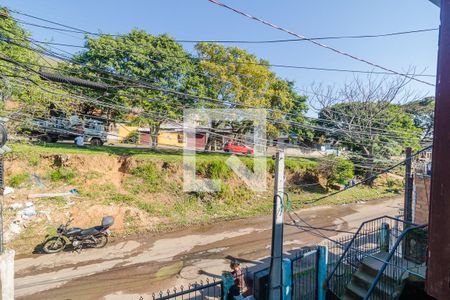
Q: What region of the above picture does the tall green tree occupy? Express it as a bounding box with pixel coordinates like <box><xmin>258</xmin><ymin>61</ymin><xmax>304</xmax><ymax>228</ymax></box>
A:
<box><xmin>312</xmin><ymin>76</ymin><xmax>423</xmax><ymax>176</ymax></box>
<box><xmin>403</xmin><ymin>97</ymin><xmax>434</xmax><ymax>142</ymax></box>
<box><xmin>0</xmin><ymin>8</ymin><xmax>73</xmax><ymax>126</ymax></box>
<box><xmin>64</xmin><ymin>30</ymin><xmax>199</xmax><ymax>147</ymax></box>
<box><xmin>0</xmin><ymin>8</ymin><xmax>38</xmax><ymax>104</ymax></box>
<box><xmin>194</xmin><ymin>42</ymin><xmax>307</xmax><ymax>148</ymax></box>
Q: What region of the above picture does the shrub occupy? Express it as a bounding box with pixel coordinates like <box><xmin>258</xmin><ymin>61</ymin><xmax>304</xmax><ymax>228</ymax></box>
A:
<box><xmin>8</xmin><ymin>173</ymin><xmax>29</xmax><ymax>188</ymax></box>
<box><xmin>123</xmin><ymin>130</ymin><xmax>139</xmax><ymax>144</ymax></box>
<box><xmin>27</xmin><ymin>155</ymin><xmax>40</xmax><ymax>167</ymax></box>
<box><xmin>49</xmin><ymin>168</ymin><xmax>77</xmax><ymax>183</ymax></box>
<box><xmin>317</xmin><ymin>155</ymin><xmax>354</xmax><ymax>186</ymax></box>
<box><xmin>207</xmin><ymin>160</ymin><xmax>231</xmax><ymax>179</ymax></box>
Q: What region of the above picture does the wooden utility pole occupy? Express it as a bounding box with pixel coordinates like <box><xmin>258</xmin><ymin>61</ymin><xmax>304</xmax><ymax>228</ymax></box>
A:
<box><xmin>0</xmin><ymin>123</ymin><xmax>7</xmax><ymax>254</ymax></box>
<box><xmin>269</xmin><ymin>150</ymin><xmax>285</xmax><ymax>300</ymax></box>
<box><xmin>0</xmin><ymin>159</ymin><xmax>3</xmax><ymax>254</ymax></box>
<box><xmin>426</xmin><ymin>0</ymin><xmax>450</xmax><ymax>298</ymax></box>
<box><xmin>403</xmin><ymin>147</ymin><xmax>413</xmax><ymax>222</ymax></box>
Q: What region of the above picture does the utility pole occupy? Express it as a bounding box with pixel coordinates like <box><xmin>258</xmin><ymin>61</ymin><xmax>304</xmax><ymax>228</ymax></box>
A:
<box><xmin>0</xmin><ymin>122</ymin><xmax>13</xmax><ymax>300</ymax></box>
<box><xmin>403</xmin><ymin>147</ymin><xmax>413</xmax><ymax>222</ymax></box>
<box><xmin>0</xmin><ymin>123</ymin><xmax>7</xmax><ymax>254</ymax></box>
<box><xmin>426</xmin><ymin>0</ymin><xmax>450</xmax><ymax>298</ymax></box>
<box><xmin>0</xmin><ymin>158</ymin><xmax>3</xmax><ymax>254</ymax></box>
<box><xmin>269</xmin><ymin>150</ymin><xmax>285</xmax><ymax>300</ymax></box>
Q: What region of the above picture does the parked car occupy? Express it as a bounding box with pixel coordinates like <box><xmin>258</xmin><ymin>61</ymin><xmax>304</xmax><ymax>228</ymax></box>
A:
<box><xmin>224</xmin><ymin>142</ymin><xmax>254</xmax><ymax>155</ymax></box>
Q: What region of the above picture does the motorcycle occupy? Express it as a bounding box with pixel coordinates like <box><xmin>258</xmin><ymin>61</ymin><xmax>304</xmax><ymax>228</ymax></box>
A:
<box><xmin>42</xmin><ymin>216</ymin><xmax>114</xmax><ymax>253</ymax></box>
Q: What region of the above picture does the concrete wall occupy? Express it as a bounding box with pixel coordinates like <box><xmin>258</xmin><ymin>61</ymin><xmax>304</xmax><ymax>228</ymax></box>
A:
<box><xmin>413</xmin><ymin>174</ymin><xmax>431</xmax><ymax>224</ymax></box>
<box><xmin>0</xmin><ymin>249</ymin><xmax>15</xmax><ymax>300</ymax></box>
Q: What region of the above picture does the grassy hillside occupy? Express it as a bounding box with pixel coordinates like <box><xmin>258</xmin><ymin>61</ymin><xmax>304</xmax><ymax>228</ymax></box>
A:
<box><xmin>4</xmin><ymin>143</ymin><xmax>399</xmax><ymax>253</ymax></box>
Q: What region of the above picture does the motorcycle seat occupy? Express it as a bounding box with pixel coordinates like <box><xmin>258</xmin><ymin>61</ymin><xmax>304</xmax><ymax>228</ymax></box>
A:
<box><xmin>80</xmin><ymin>226</ymin><xmax>103</xmax><ymax>236</ymax></box>
<box><xmin>66</xmin><ymin>227</ymin><xmax>82</xmax><ymax>236</ymax></box>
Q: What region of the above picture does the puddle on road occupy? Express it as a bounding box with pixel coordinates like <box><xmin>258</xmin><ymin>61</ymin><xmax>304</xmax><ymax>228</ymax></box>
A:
<box><xmin>125</xmin><ymin>227</ymin><xmax>264</xmax><ymax>266</ymax></box>
<box><xmin>15</xmin><ymin>240</ymin><xmax>142</xmax><ymax>274</ymax></box>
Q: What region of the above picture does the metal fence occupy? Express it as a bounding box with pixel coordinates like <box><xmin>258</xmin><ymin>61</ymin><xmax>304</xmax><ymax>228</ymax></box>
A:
<box><xmin>291</xmin><ymin>247</ymin><xmax>319</xmax><ymax>300</ymax></box>
<box><xmin>364</xmin><ymin>224</ymin><xmax>428</xmax><ymax>300</ymax></box>
<box><xmin>325</xmin><ymin>216</ymin><xmax>425</xmax><ymax>299</ymax></box>
<box><xmin>151</xmin><ymin>279</ymin><xmax>223</xmax><ymax>300</ymax></box>
<box><xmin>150</xmin><ymin>216</ymin><xmax>427</xmax><ymax>300</ymax></box>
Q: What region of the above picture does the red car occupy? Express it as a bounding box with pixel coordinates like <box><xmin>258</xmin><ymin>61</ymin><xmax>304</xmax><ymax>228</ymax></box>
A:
<box><xmin>224</xmin><ymin>142</ymin><xmax>254</xmax><ymax>155</ymax></box>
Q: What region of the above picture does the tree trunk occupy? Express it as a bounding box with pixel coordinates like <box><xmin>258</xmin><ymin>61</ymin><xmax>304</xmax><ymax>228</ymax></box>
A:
<box><xmin>204</xmin><ymin>120</ymin><xmax>221</xmax><ymax>151</ymax></box>
<box><xmin>148</xmin><ymin>122</ymin><xmax>161</xmax><ymax>149</ymax></box>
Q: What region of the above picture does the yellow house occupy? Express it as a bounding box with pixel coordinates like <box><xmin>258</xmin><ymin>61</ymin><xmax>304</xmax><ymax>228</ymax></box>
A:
<box><xmin>117</xmin><ymin>125</ymin><xmax>138</xmax><ymax>141</ymax></box>
<box><xmin>157</xmin><ymin>130</ymin><xmax>185</xmax><ymax>148</ymax></box>
<box><xmin>107</xmin><ymin>123</ymin><xmax>138</xmax><ymax>143</ymax></box>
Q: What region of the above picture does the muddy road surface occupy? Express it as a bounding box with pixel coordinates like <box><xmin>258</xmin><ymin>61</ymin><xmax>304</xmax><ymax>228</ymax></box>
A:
<box><xmin>14</xmin><ymin>196</ymin><xmax>402</xmax><ymax>300</ymax></box>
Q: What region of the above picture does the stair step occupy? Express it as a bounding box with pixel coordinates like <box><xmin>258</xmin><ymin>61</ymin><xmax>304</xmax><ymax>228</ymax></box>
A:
<box><xmin>353</xmin><ymin>269</ymin><xmax>397</xmax><ymax>294</ymax></box>
<box><xmin>344</xmin><ymin>281</ymin><xmax>368</xmax><ymax>299</ymax></box>
<box><xmin>361</xmin><ymin>253</ymin><xmax>408</xmax><ymax>281</ymax></box>
<box><xmin>342</xmin><ymin>294</ymin><xmax>360</xmax><ymax>300</ymax></box>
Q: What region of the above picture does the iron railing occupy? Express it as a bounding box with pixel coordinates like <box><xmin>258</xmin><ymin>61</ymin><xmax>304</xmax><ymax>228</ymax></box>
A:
<box><xmin>325</xmin><ymin>216</ymin><xmax>418</xmax><ymax>298</ymax></box>
<box><xmin>364</xmin><ymin>224</ymin><xmax>428</xmax><ymax>300</ymax></box>
<box><xmin>151</xmin><ymin>279</ymin><xmax>223</xmax><ymax>300</ymax></box>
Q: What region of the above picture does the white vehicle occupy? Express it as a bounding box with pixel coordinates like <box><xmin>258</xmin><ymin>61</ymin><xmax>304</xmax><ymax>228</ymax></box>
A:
<box><xmin>30</xmin><ymin>115</ymin><xmax>108</xmax><ymax>146</ymax></box>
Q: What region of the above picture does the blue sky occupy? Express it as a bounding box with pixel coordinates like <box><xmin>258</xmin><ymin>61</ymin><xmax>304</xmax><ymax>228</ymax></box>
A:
<box><xmin>2</xmin><ymin>0</ymin><xmax>440</xmax><ymax>109</ymax></box>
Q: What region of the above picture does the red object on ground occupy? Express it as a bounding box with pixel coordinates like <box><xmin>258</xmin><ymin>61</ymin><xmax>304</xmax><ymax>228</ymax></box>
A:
<box><xmin>223</xmin><ymin>142</ymin><xmax>254</xmax><ymax>155</ymax></box>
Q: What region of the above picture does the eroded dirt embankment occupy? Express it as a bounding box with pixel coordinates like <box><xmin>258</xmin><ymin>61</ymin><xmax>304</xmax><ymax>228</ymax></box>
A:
<box><xmin>4</xmin><ymin>149</ymin><xmax>395</xmax><ymax>254</ymax></box>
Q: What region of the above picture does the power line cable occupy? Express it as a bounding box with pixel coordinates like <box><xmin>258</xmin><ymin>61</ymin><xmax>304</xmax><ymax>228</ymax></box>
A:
<box><xmin>12</xmin><ymin>37</ymin><xmax>437</xmax><ymax>78</ymax></box>
<box><xmin>5</xmin><ymin>73</ymin><xmax>395</xmax><ymax>170</ymax></box>
<box><xmin>0</xmin><ymin>22</ymin><xmax>432</xmax><ymax>142</ymax></box>
<box><xmin>0</xmin><ymin>49</ymin><xmax>428</xmax><ymax>158</ymax></box>
<box><xmin>206</xmin><ymin>0</ymin><xmax>435</xmax><ymax>87</ymax></box>
<box><xmin>0</xmin><ymin>13</ymin><xmax>437</xmax><ymax>80</ymax></box>
<box><xmin>9</xmin><ymin>9</ymin><xmax>438</xmax><ymax>44</ymax></box>
<box><xmin>0</xmin><ymin>36</ymin><xmax>427</xmax><ymax>157</ymax></box>
<box><xmin>300</xmin><ymin>144</ymin><xmax>432</xmax><ymax>204</ymax></box>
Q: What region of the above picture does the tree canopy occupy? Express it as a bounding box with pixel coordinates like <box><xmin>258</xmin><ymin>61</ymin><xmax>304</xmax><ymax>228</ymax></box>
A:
<box><xmin>403</xmin><ymin>97</ymin><xmax>434</xmax><ymax>142</ymax></box>
<box><xmin>59</xmin><ymin>30</ymin><xmax>204</xmax><ymax>146</ymax></box>
<box><xmin>0</xmin><ymin>8</ymin><xmax>72</xmax><ymax>122</ymax></box>
<box><xmin>195</xmin><ymin>42</ymin><xmax>308</xmax><ymax>142</ymax></box>
<box><xmin>312</xmin><ymin>75</ymin><xmax>423</xmax><ymax>174</ymax></box>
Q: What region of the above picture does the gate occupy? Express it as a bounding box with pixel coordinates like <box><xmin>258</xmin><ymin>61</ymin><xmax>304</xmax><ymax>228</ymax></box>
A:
<box><xmin>291</xmin><ymin>248</ymin><xmax>319</xmax><ymax>300</ymax></box>
<box><xmin>290</xmin><ymin>246</ymin><xmax>327</xmax><ymax>300</ymax></box>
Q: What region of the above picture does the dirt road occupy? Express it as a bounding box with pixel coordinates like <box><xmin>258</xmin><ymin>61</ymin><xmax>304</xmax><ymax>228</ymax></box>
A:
<box><xmin>14</xmin><ymin>196</ymin><xmax>402</xmax><ymax>300</ymax></box>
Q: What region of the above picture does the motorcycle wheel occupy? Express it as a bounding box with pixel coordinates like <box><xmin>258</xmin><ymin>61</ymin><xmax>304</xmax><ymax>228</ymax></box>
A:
<box><xmin>94</xmin><ymin>234</ymin><xmax>108</xmax><ymax>248</ymax></box>
<box><xmin>43</xmin><ymin>237</ymin><xmax>66</xmax><ymax>253</ymax></box>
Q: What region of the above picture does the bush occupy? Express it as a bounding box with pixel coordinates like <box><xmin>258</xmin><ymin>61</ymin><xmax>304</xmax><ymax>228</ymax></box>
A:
<box><xmin>317</xmin><ymin>156</ymin><xmax>354</xmax><ymax>186</ymax></box>
<box><xmin>49</xmin><ymin>168</ymin><xmax>77</xmax><ymax>183</ymax></box>
<box><xmin>196</xmin><ymin>160</ymin><xmax>232</xmax><ymax>179</ymax></box>
<box><xmin>123</xmin><ymin>130</ymin><xmax>139</xmax><ymax>144</ymax></box>
<box><xmin>207</xmin><ymin>160</ymin><xmax>231</xmax><ymax>179</ymax></box>
<box><xmin>8</xmin><ymin>173</ymin><xmax>29</xmax><ymax>188</ymax></box>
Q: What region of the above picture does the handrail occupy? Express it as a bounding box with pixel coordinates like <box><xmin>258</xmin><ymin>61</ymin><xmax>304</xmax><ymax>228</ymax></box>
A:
<box><xmin>363</xmin><ymin>224</ymin><xmax>427</xmax><ymax>300</ymax></box>
<box><xmin>325</xmin><ymin>215</ymin><xmax>414</xmax><ymax>289</ymax></box>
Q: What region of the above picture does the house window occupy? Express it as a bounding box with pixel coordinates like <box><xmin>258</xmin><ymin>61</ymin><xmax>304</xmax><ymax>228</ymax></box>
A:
<box><xmin>177</xmin><ymin>133</ymin><xmax>184</xmax><ymax>143</ymax></box>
